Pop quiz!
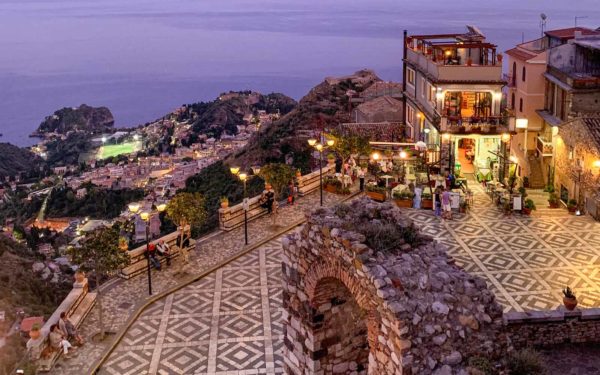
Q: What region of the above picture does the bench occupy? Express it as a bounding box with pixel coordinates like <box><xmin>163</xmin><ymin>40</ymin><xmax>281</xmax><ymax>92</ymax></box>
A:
<box><xmin>28</xmin><ymin>278</ymin><xmax>97</xmax><ymax>372</ymax></box>
<box><xmin>218</xmin><ymin>194</ymin><xmax>269</xmax><ymax>231</ymax></box>
<box><xmin>118</xmin><ymin>230</ymin><xmax>196</xmax><ymax>279</ymax></box>
<box><xmin>297</xmin><ymin>165</ymin><xmax>333</xmax><ymax>196</ymax></box>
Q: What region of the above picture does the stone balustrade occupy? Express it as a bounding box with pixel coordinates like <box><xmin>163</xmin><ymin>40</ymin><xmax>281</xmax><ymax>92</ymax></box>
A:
<box><xmin>296</xmin><ymin>164</ymin><xmax>333</xmax><ymax>197</ymax></box>
<box><xmin>504</xmin><ymin>308</ymin><xmax>600</xmax><ymax>349</ymax></box>
<box><xmin>27</xmin><ymin>277</ymin><xmax>96</xmax><ymax>372</ymax></box>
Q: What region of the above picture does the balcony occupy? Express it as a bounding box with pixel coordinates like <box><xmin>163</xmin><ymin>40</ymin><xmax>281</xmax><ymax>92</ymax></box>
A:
<box><xmin>440</xmin><ymin>116</ymin><xmax>515</xmax><ymax>135</ymax></box>
<box><xmin>406</xmin><ymin>48</ymin><xmax>504</xmax><ymax>83</ymax></box>
<box><xmin>537</xmin><ymin>136</ymin><xmax>553</xmax><ymax>157</ymax></box>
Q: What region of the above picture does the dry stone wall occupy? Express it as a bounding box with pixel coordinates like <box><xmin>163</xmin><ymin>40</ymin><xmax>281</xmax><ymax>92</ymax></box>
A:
<box><xmin>281</xmin><ymin>198</ymin><xmax>507</xmax><ymax>374</ymax></box>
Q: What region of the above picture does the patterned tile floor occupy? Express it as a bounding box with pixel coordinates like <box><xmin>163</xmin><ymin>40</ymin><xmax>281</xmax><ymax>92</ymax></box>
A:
<box><xmin>97</xmin><ymin>180</ymin><xmax>600</xmax><ymax>374</ymax></box>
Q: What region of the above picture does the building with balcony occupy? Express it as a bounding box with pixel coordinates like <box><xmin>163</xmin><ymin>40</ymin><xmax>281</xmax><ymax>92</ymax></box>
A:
<box><xmin>403</xmin><ymin>25</ymin><xmax>514</xmax><ymax>176</ymax></box>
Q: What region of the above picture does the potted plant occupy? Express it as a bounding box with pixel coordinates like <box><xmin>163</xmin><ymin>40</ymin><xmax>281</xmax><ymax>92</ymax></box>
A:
<box><xmin>366</xmin><ymin>185</ymin><xmax>387</xmax><ymax>202</ymax></box>
<box><xmin>220</xmin><ymin>196</ymin><xmax>229</xmax><ymax>209</ymax></box>
<box><xmin>567</xmin><ymin>199</ymin><xmax>578</xmax><ymax>213</ymax></box>
<box><xmin>421</xmin><ymin>192</ymin><xmax>433</xmax><ymax>209</ymax></box>
<box><xmin>295</xmin><ymin>169</ymin><xmax>302</xmax><ymax>178</ymax></box>
<box><xmin>522</xmin><ymin>199</ymin><xmax>536</xmax><ymax>216</ymax></box>
<box><xmin>327</xmin><ymin>153</ymin><xmax>336</xmax><ymax>166</ymax></box>
<box><xmin>548</xmin><ymin>192</ymin><xmax>560</xmax><ymax>208</ymax></box>
<box><xmin>323</xmin><ymin>176</ymin><xmax>341</xmax><ymax>194</ymax></box>
<box><xmin>74</xmin><ymin>270</ymin><xmax>86</xmax><ymax>283</ymax></box>
<box><xmin>393</xmin><ymin>190</ymin><xmax>414</xmax><ymax>208</ymax></box>
<box><xmin>29</xmin><ymin>323</ymin><xmax>41</xmax><ymax>340</ymax></box>
<box><xmin>563</xmin><ymin>286</ymin><xmax>578</xmax><ymax>311</ymax></box>
<box><xmin>118</xmin><ymin>236</ymin><xmax>129</xmax><ymax>251</ymax></box>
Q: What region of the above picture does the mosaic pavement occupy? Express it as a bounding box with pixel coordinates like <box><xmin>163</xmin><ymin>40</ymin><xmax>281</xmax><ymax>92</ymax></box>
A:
<box><xmin>96</xmin><ymin>181</ymin><xmax>600</xmax><ymax>374</ymax></box>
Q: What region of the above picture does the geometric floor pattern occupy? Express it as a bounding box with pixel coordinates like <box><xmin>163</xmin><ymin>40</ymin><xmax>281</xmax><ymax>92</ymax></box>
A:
<box><xmin>405</xmin><ymin>180</ymin><xmax>600</xmax><ymax>313</ymax></box>
<box><xmin>100</xmin><ymin>239</ymin><xmax>284</xmax><ymax>375</ymax></box>
<box><xmin>100</xmin><ymin>180</ymin><xmax>600</xmax><ymax>374</ymax></box>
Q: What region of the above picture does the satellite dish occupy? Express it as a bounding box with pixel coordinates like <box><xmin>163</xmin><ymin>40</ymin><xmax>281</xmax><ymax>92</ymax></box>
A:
<box><xmin>540</xmin><ymin>13</ymin><xmax>547</xmax><ymax>21</ymax></box>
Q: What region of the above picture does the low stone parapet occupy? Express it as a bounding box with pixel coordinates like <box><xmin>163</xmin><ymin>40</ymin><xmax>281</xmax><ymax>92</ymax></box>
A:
<box><xmin>27</xmin><ymin>278</ymin><xmax>96</xmax><ymax>372</ymax></box>
<box><xmin>504</xmin><ymin>308</ymin><xmax>600</xmax><ymax>349</ymax></box>
<box><xmin>218</xmin><ymin>195</ymin><xmax>269</xmax><ymax>231</ymax></box>
<box><xmin>296</xmin><ymin>165</ymin><xmax>333</xmax><ymax>196</ymax></box>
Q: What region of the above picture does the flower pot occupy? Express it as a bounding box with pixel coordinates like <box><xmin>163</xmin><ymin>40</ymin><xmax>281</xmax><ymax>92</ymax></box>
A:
<box><xmin>221</xmin><ymin>201</ymin><xmax>229</xmax><ymax>209</ymax></box>
<box><xmin>394</xmin><ymin>199</ymin><xmax>413</xmax><ymax>208</ymax></box>
<box><xmin>548</xmin><ymin>202</ymin><xmax>559</xmax><ymax>209</ymax></box>
<box><xmin>421</xmin><ymin>199</ymin><xmax>433</xmax><ymax>209</ymax></box>
<box><xmin>366</xmin><ymin>191</ymin><xmax>386</xmax><ymax>202</ymax></box>
<box><xmin>74</xmin><ymin>271</ymin><xmax>85</xmax><ymax>283</ymax></box>
<box><xmin>29</xmin><ymin>329</ymin><xmax>41</xmax><ymax>340</ymax></box>
<box><xmin>563</xmin><ymin>296</ymin><xmax>578</xmax><ymax>311</ymax></box>
<box><xmin>568</xmin><ymin>206</ymin><xmax>577</xmax><ymax>214</ymax></box>
<box><xmin>522</xmin><ymin>207</ymin><xmax>531</xmax><ymax>216</ymax></box>
<box><xmin>295</xmin><ymin>171</ymin><xmax>302</xmax><ymax>177</ymax></box>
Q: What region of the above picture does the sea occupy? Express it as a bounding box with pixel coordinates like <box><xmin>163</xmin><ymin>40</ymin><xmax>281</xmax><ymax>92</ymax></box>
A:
<box><xmin>1</xmin><ymin>0</ymin><xmax>599</xmax><ymax>147</ymax></box>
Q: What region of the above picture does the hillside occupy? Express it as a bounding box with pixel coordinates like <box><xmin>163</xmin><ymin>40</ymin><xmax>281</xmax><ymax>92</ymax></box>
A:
<box><xmin>0</xmin><ymin>143</ymin><xmax>41</xmax><ymax>178</ymax></box>
<box><xmin>176</xmin><ymin>91</ymin><xmax>297</xmax><ymax>139</ymax></box>
<box><xmin>231</xmin><ymin>70</ymin><xmax>381</xmax><ymax>171</ymax></box>
<box><xmin>34</xmin><ymin>104</ymin><xmax>114</xmax><ymax>136</ymax></box>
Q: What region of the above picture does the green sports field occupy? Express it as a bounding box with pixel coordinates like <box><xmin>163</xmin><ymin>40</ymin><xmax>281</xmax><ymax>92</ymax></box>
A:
<box><xmin>96</xmin><ymin>141</ymin><xmax>142</xmax><ymax>160</ymax></box>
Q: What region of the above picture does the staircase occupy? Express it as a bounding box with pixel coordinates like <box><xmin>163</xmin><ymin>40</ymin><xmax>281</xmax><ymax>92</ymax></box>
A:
<box><xmin>528</xmin><ymin>155</ymin><xmax>545</xmax><ymax>189</ymax></box>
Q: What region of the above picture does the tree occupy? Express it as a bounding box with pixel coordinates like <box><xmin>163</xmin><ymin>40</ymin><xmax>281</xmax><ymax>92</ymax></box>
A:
<box><xmin>329</xmin><ymin>132</ymin><xmax>371</xmax><ymax>176</ymax></box>
<box><xmin>258</xmin><ymin>163</ymin><xmax>294</xmax><ymax>199</ymax></box>
<box><xmin>165</xmin><ymin>192</ymin><xmax>208</xmax><ymax>248</ymax></box>
<box><xmin>68</xmin><ymin>226</ymin><xmax>129</xmax><ymax>340</ymax></box>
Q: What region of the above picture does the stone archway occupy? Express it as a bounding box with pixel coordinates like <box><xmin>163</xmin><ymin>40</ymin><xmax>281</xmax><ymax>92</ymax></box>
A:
<box><xmin>282</xmin><ymin>198</ymin><xmax>507</xmax><ymax>374</ymax></box>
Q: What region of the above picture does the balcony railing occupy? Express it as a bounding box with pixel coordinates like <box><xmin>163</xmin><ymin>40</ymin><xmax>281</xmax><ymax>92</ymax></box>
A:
<box><xmin>537</xmin><ymin>136</ymin><xmax>553</xmax><ymax>156</ymax></box>
<box><xmin>440</xmin><ymin>116</ymin><xmax>515</xmax><ymax>135</ymax></box>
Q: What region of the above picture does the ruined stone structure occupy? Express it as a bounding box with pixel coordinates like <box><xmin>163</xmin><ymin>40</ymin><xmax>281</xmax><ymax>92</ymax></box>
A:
<box><xmin>282</xmin><ymin>198</ymin><xmax>507</xmax><ymax>374</ymax></box>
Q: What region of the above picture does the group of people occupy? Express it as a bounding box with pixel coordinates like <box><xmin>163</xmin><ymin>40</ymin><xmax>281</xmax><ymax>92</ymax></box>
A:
<box><xmin>47</xmin><ymin>312</ymin><xmax>84</xmax><ymax>359</ymax></box>
<box><xmin>434</xmin><ymin>185</ymin><xmax>454</xmax><ymax>220</ymax></box>
<box><xmin>144</xmin><ymin>228</ymin><xmax>192</xmax><ymax>270</ymax></box>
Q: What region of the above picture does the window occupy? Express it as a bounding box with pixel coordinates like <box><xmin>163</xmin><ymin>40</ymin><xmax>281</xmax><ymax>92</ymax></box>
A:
<box><xmin>406</xmin><ymin>105</ymin><xmax>415</xmax><ymax>125</ymax></box>
<box><xmin>519</xmin><ymin>98</ymin><xmax>523</xmax><ymax>112</ymax></box>
<box><xmin>511</xmin><ymin>93</ymin><xmax>515</xmax><ymax>109</ymax></box>
<box><xmin>522</xmin><ymin>66</ymin><xmax>526</xmax><ymax>82</ymax></box>
<box><xmin>512</xmin><ymin>62</ymin><xmax>517</xmax><ymax>86</ymax></box>
<box><xmin>407</xmin><ymin>68</ymin><xmax>415</xmax><ymax>86</ymax></box>
<box><xmin>421</xmin><ymin>78</ymin><xmax>426</xmax><ymax>98</ymax></box>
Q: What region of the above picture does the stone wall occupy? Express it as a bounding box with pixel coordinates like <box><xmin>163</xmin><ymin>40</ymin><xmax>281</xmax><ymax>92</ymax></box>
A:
<box><xmin>281</xmin><ymin>198</ymin><xmax>507</xmax><ymax>374</ymax></box>
<box><xmin>505</xmin><ymin>308</ymin><xmax>600</xmax><ymax>349</ymax></box>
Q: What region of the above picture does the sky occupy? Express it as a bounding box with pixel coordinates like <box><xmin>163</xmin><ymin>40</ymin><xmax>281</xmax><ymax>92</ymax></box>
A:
<box><xmin>0</xmin><ymin>0</ymin><xmax>598</xmax><ymax>146</ymax></box>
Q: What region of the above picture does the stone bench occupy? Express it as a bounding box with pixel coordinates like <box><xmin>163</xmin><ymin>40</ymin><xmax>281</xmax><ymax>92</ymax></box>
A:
<box><xmin>27</xmin><ymin>278</ymin><xmax>96</xmax><ymax>372</ymax></box>
<box><xmin>119</xmin><ymin>230</ymin><xmax>195</xmax><ymax>279</ymax></box>
<box><xmin>296</xmin><ymin>165</ymin><xmax>333</xmax><ymax>196</ymax></box>
<box><xmin>218</xmin><ymin>194</ymin><xmax>269</xmax><ymax>231</ymax></box>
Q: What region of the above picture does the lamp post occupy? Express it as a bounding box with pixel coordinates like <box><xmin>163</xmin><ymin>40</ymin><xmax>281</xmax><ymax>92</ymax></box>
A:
<box><xmin>128</xmin><ymin>202</ymin><xmax>167</xmax><ymax>296</ymax></box>
<box><xmin>230</xmin><ymin>167</ymin><xmax>250</xmax><ymax>245</ymax></box>
<box><xmin>308</xmin><ymin>138</ymin><xmax>335</xmax><ymax>206</ymax></box>
<box><xmin>399</xmin><ymin>149</ymin><xmax>408</xmax><ymax>183</ymax></box>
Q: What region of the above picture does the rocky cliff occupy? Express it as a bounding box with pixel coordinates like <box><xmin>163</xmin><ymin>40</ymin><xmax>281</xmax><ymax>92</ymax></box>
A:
<box><xmin>34</xmin><ymin>104</ymin><xmax>114</xmax><ymax>136</ymax></box>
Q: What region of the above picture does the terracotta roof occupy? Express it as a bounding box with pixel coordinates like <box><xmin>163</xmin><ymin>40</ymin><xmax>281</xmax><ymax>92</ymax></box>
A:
<box><xmin>505</xmin><ymin>47</ymin><xmax>537</xmax><ymax>61</ymax></box>
<box><xmin>20</xmin><ymin>316</ymin><xmax>44</xmax><ymax>332</ymax></box>
<box><xmin>545</xmin><ymin>27</ymin><xmax>600</xmax><ymax>41</ymax></box>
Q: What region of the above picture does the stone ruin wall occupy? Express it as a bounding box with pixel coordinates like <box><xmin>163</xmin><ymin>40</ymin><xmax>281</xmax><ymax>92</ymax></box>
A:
<box><xmin>281</xmin><ymin>198</ymin><xmax>507</xmax><ymax>374</ymax></box>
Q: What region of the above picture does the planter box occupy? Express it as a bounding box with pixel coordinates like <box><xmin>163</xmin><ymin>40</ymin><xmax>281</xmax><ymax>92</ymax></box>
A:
<box><xmin>421</xmin><ymin>199</ymin><xmax>433</xmax><ymax>209</ymax></box>
<box><xmin>366</xmin><ymin>191</ymin><xmax>386</xmax><ymax>202</ymax></box>
<box><xmin>394</xmin><ymin>199</ymin><xmax>413</xmax><ymax>208</ymax></box>
<box><xmin>324</xmin><ymin>185</ymin><xmax>337</xmax><ymax>193</ymax></box>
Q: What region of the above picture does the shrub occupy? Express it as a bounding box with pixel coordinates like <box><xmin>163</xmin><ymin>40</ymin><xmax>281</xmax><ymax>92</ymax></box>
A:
<box><xmin>547</xmin><ymin>192</ymin><xmax>559</xmax><ymax>205</ymax></box>
<box><xmin>468</xmin><ymin>356</ymin><xmax>495</xmax><ymax>375</ymax></box>
<box><xmin>524</xmin><ymin>199</ymin><xmax>536</xmax><ymax>210</ymax></box>
<box><xmin>567</xmin><ymin>199</ymin><xmax>577</xmax><ymax>208</ymax></box>
<box><xmin>506</xmin><ymin>349</ymin><xmax>546</xmax><ymax>375</ymax></box>
<box><xmin>366</xmin><ymin>185</ymin><xmax>386</xmax><ymax>194</ymax></box>
<box><xmin>393</xmin><ymin>190</ymin><xmax>414</xmax><ymax>200</ymax></box>
<box><xmin>333</xmin><ymin>203</ymin><xmax>352</xmax><ymax>218</ymax></box>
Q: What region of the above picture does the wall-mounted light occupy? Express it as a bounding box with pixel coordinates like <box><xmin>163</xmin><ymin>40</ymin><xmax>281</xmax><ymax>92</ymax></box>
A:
<box><xmin>372</xmin><ymin>152</ymin><xmax>380</xmax><ymax>161</ymax></box>
<box><xmin>493</xmin><ymin>92</ymin><xmax>502</xmax><ymax>100</ymax></box>
<box><xmin>501</xmin><ymin>133</ymin><xmax>511</xmax><ymax>142</ymax></box>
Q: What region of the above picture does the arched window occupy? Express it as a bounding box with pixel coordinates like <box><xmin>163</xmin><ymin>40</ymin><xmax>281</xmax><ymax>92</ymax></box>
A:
<box><xmin>522</xmin><ymin>66</ymin><xmax>526</xmax><ymax>81</ymax></box>
<box><xmin>511</xmin><ymin>93</ymin><xmax>515</xmax><ymax>109</ymax></box>
<box><xmin>512</xmin><ymin>62</ymin><xmax>517</xmax><ymax>86</ymax></box>
<box><xmin>519</xmin><ymin>98</ymin><xmax>523</xmax><ymax>112</ymax></box>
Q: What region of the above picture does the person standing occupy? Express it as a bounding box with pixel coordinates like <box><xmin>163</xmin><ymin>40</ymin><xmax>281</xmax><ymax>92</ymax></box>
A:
<box><xmin>442</xmin><ymin>187</ymin><xmax>452</xmax><ymax>220</ymax></box>
<box><xmin>358</xmin><ymin>168</ymin><xmax>365</xmax><ymax>192</ymax></box>
<box><xmin>287</xmin><ymin>180</ymin><xmax>295</xmax><ymax>206</ymax></box>
<box><xmin>434</xmin><ymin>186</ymin><xmax>442</xmax><ymax>217</ymax></box>
<box><xmin>177</xmin><ymin>228</ymin><xmax>191</xmax><ymax>264</ymax></box>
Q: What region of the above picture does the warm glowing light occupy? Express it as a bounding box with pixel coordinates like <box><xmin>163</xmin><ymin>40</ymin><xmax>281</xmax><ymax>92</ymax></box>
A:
<box><xmin>140</xmin><ymin>212</ymin><xmax>150</xmax><ymax>221</ymax></box>
<box><xmin>442</xmin><ymin>133</ymin><xmax>451</xmax><ymax>141</ymax></box>
<box><xmin>371</xmin><ymin>152</ymin><xmax>380</xmax><ymax>160</ymax></box>
<box><xmin>593</xmin><ymin>160</ymin><xmax>600</xmax><ymax>168</ymax></box>
<box><xmin>516</xmin><ymin>118</ymin><xmax>529</xmax><ymax>129</ymax></box>
<box><xmin>416</xmin><ymin>113</ymin><xmax>422</xmax><ymax>119</ymax></box>
<box><xmin>156</xmin><ymin>203</ymin><xmax>167</xmax><ymax>212</ymax></box>
<box><xmin>445</xmin><ymin>50</ymin><xmax>452</xmax><ymax>56</ymax></box>
<box><xmin>239</xmin><ymin>172</ymin><xmax>248</xmax><ymax>181</ymax></box>
<box><xmin>501</xmin><ymin>133</ymin><xmax>511</xmax><ymax>142</ymax></box>
<box><xmin>493</xmin><ymin>92</ymin><xmax>502</xmax><ymax>100</ymax></box>
<box><xmin>424</xmin><ymin>128</ymin><xmax>430</xmax><ymax>134</ymax></box>
<box><xmin>436</xmin><ymin>92</ymin><xmax>444</xmax><ymax>100</ymax></box>
<box><xmin>399</xmin><ymin>150</ymin><xmax>408</xmax><ymax>159</ymax></box>
<box><xmin>308</xmin><ymin>139</ymin><xmax>317</xmax><ymax>146</ymax></box>
<box><xmin>327</xmin><ymin>139</ymin><xmax>335</xmax><ymax>147</ymax></box>
<box><xmin>128</xmin><ymin>203</ymin><xmax>140</xmax><ymax>213</ymax></box>
<box><xmin>316</xmin><ymin>144</ymin><xmax>323</xmax><ymax>152</ymax></box>
<box><xmin>509</xmin><ymin>155</ymin><xmax>518</xmax><ymax>163</ymax></box>
<box><xmin>230</xmin><ymin>166</ymin><xmax>240</xmax><ymax>175</ymax></box>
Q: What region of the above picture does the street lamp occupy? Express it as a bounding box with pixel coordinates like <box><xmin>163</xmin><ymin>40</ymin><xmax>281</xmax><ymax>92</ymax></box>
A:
<box><xmin>230</xmin><ymin>167</ymin><xmax>252</xmax><ymax>245</ymax></box>
<box><xmin>128</xmin><ymin>202</ymin><xmax>166</xmax><ymax>295</ymax></box>
<box><xmin>308</xmin><ymin>138</ymin><xmax>335</xmax><ymax>206</ymax></box>
<box><xmin>399</xmin><ymin>149</ymin><xmax>408</xmax><ymax>183</ymax></box>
